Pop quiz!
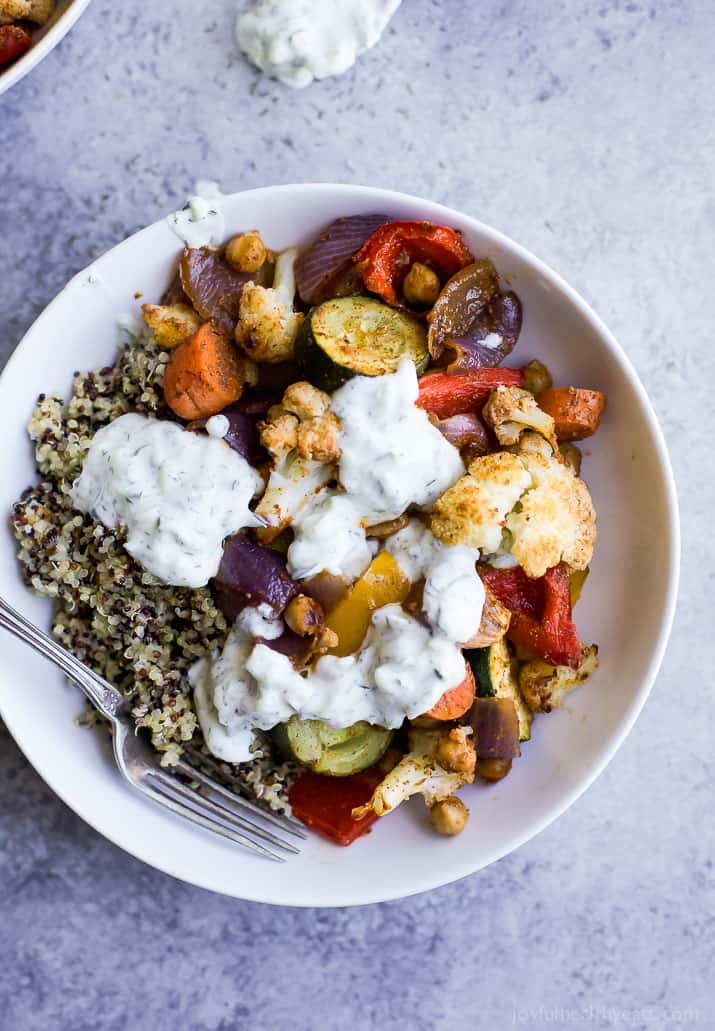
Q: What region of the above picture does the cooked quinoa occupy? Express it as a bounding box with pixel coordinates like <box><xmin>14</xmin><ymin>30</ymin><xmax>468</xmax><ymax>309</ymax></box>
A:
<box><xmin>11</xmin><ymin>330</ymin><xmax>294</xmax><ymax>813</ymax></box>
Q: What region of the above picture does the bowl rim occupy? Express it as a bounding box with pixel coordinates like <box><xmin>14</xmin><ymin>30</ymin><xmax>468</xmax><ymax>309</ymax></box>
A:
<box><xmin>0</xmin><ymin>182</ymin><xmax>680</xmax><ymax>905</ymax></box>
<box><xmin>0</xmin><ymin>0</ymin><xmax>93</xmax><ymax>97</ymax></box>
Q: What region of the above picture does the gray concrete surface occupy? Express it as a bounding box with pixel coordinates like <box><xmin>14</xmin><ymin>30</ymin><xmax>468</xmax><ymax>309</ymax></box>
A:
<box><xmin>1</xmin><ymin>1</ymin><xmax>713</xmax><ymax>1028</ymax></box>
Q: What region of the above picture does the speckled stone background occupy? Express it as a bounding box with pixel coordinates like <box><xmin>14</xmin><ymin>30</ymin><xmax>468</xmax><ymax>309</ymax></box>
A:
<box><xmin>1</xmin><ymin>1</ymin><xmax>713</xmax><ymax>1028</ymax></box>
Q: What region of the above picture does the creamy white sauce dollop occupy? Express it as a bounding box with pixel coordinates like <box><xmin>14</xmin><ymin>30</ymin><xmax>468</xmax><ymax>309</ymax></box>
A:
<box><xmin>333</xmin><ymin>359</ymin><xmax>465</xmax><ymax>525</ymax></box>
<box><xmin>191</xmin><ymin>602</ymin><xmax>466</xmax><ymax>762</ymax></box>
<box><xmin>205</xmin><ymin>414</ymin><xmax>230</xmax><ymax>438</ymax></box>
<box><xmin>167</xmin><ymin>180</ymin><xmax>226</xmax><ymax>248</ymax></box>
<box><xmin>236</xmin><ymin>0</ymin><xmax>402</xmax><ymax>89</ymax></box>
<box><xmin>70</xmin><ymin>413</ymin><xmax>263</xmax><ymax>588</ymax></box>
<box><xmin>386</xmin><ymin>519</ymin><xmax>485</xmax><ymax>645</ymax></box>
<box><xmin>287</xmin><ymin>490</ymin><xmax>377</xmax><ymax>581</ymax></box>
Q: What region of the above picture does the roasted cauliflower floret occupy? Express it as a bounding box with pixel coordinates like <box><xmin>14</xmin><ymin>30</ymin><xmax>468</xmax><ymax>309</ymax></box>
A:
<box><xmin>351</xmin><ymin>726</ymin><xmax>475</xmax><ymax>823</ymax></box>
<box><xmin>519</xmin><ymin>645</ymin><xmax>599</xmax><ymax>713</ymax></box>
<box><xmin>506</xmin><ymin>432</ymin><xmax>596</xmax><ymax>579</ymax></box>
<box><xmin>483</xmin><ymin>385</ymin><xmax>558</xmax><ymax>452</ymax></box>
<box><xmin>429</xmin><ymin>452</ymin><xmax>531</xmax><ymax>552</ymax></box>
<box><xmin>281</xmin><ymin>381</ymin><xmax>330</xmax><ymax>420</ymax></box>
<box><xmin>260</xmin><ymin>410</ymin><xmax>299</xmax><ymax>456</ymax></box>
<box><xmin>234</xmin><ymin>247</ymin><xmax>304</xmax><ymax>363</ymax></box>
<box><xmin>295</xmin><ymin>412</ymin><xmax>341</xmax><ymax>462</ymax></box>
<box><xmin>260</xmin><ymin>382</ymin><xmax>341</xmax><ymax>463</ymax></box>
<box><xmin>141</xmin><ymin>303</ymin><xmax>201</xmax><ymax>349</ymax></box>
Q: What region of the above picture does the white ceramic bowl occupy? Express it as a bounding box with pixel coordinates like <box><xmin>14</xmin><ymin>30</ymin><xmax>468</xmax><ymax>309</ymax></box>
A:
<box><xmin>0</xmin><ymin>0</ymin><xmax>91</xmax><ymax>96</ymax></box>
<box><xmin>0</xmin><ymin>184</ymin><xmax>679</xmax><ymax>906</ymax></box>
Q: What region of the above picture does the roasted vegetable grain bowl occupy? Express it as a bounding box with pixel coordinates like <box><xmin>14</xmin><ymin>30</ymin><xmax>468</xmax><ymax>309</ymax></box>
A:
<box><xmin>0</xmin><ymin>184</ymin><xmax>678</xmax><ymax>905</ymax></box>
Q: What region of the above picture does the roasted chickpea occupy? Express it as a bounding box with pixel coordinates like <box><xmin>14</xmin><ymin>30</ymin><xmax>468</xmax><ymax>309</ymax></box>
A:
<box><xmin>225</xmin><ymin>231</ymin><xmax>267</xmax><ymax>274</ymax></box>
<box><xmin>403</xmin><ymin>262</ymin><xmax>441</xmax><ymax>307</ymax></box>
<box><xmin>475</xmin><ymin>757</ymin><xmax>513</xmax><ymax>782</ymax></box>
<box><xmin>435</xmin><ymin>730</ymin><xmax>477</xmax><ymax>775</ymax></box>
<box><xmin>523</xmin><ymin>359</ymin><xmax>553</xmax><ymax>396</ymax></box>
<box><xmin>285</xmin><ymin>594</ymin><xmax>325</xmax><ymax>637</ymax></box>
<box><xmin>430</xmin><ymin>796</ymin><xmax>469</xmax><ymax>836</ymax></box>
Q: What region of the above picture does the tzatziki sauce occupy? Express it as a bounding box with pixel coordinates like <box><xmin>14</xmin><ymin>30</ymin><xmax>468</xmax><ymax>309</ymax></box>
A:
<box><xmin>191</xmin><ymin>602</ymin><xmax>467</xmax><ymax>762</ymax></box>
<box><xmin>236</xmin><ymin>0</ymin><xmax>403</xmax><ymax>89</ymax></box>
<box><xmin>332</xmin><ymin>358</ymin><xmax>465</xmax><ymax>525</ymax></box>
<box><xmin>386</xmin><ymin>519</ymin><xmax>485</xmax><ymax>645</ymax></box>
<box><xmin>70</xmin><ymin>413</ymin><xmax>263</xmax><ymax>589</ymax></box>
<box><xmin>167</xmin><ymin>180</ymin><xmax>226</xmax><ymax>249</ymax></box>
<box><xmin>205</xmin><ymin>414</ymin><xmax>230</xmax><ymax>438</ymax></box>
<box><xmin>287</xmin><ymin>490</ymin><xmax>376</xmax><ymax>581</ymax></box>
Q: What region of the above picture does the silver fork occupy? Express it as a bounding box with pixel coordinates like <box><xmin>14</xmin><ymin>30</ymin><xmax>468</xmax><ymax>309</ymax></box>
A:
<box><xmin>0</xmin><ymin>595</ymin><xmax>305</xmax><ymax>861</ymax></box>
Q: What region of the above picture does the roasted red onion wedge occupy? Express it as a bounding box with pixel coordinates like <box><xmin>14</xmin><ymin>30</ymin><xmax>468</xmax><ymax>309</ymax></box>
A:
<box><xmin>161</xmin><ymin>265</ymin><xmax>191</xmax><ymax>306</ymax></box>
<box><xmin>295</xmin><ymin>214</ymin><xmax>391</xmax><ymax>305</ymax></box>
<box><xmin>212</xmin><ymin>533</ymin><xmax>298</xmax><ymax>619</ymax></box>
<box><xmin>427</xmin><ymin>260</ymin><xmax>499</xmax><ymax>359</ymax></box>
<box><xmin>300</xmin><ymin>571</ymin><xmax>350</xmax><ymax>613</ymax></box>
<box><xmin>179</xmin><ymin>247</ymin><xmax>252</xmax><ymax>336</ymax></box>
<box><xmin>427</xmin><ymin>255</ymin><xmax>523</xmax><ymax>369</ymax></box>
<box><xmin>260</xmin><ymin>628</ymin><xmax>312</xmax><ymax>665</ymax></box>
<box><xmin>444</xmin><ymin>291</ymin><xmax>523</xmax><ymax>371</ymax></box>
<box><xmin>435</xmin><ymin>413</ymin><xmax>490</xmax><ymax>457</ymax></box>
<box><xmin>466</xmin><ymin>697</ymin><xmax>521</xmax><ymax>758</ymax></box>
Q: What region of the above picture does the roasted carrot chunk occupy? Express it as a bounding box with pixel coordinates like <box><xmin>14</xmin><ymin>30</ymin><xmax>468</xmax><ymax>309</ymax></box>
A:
<box><xmin>164</xmin><ymin>323</ymin><xmax>247</xmax><ymax>420</ymax></box>
<box><xmin>426</xmin><ymin>663</ymin><xmax>476</xmax><ymax>720</ymax></box>
<box><xmin>536</xmin><ymin>387</ymin><xmax>606</xmax><ymax>442</ymax></box>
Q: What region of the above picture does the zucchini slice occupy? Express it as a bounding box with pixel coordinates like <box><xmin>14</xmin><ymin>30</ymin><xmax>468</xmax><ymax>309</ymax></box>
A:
<box><xmin>466</xmin><ymin>638</ymin><xmax>533</xmax><ymax>741</ymax></box>
<box><xmin>272</xmin><ymin>717</ymin><xmax>393</xmax><ymax>777</ymax></box>
<box><xmin>296</xmin><ymin>295</ymin><xmax>429</xmax><ymax>391</ymax></box>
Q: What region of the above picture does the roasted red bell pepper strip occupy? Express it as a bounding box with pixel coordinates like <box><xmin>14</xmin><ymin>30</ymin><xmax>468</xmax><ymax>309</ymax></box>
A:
<box><xmin>417</xmin><ymin>367</ymin><xmax>525</xmax><ymax>419</ymax></box>
<box><xmin>0</xmin><ymin>25</ymin><xmax>32</xmax><ymax>67</ymax></box>
<box><xmin>288</xmin><ymin>768</ymin><xmax>384</xmax><ymax>846</ymax></box>
<box><xmin>480</xmin><ymin>563</ymin><xmax>583</xmax><ymax>669</ymax></box>
<box><xmin>355</xmin><ymin>221</ymin><xmax>473</xmax><ymax>306</ymax></box>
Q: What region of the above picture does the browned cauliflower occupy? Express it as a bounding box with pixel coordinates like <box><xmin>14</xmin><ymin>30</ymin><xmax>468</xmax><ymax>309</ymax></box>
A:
<box><xmin>351</xmin><ymin>725</ymin><xmax>475</xmax><ymax>823</ymax></box>
<box><xmin>281</xmin><ymin>381</ymin><xmax>330</xmax><ymax>420</ymax></box>
<box><xmin>260</xmin><ymin>382</ymin><xmax>341</xmax><ymax>463</ymax></box>
<box><xmin>259</xmin><ymin>407</ymin><xmax>300</xmax><ymax>456</ymax></box>
<box><xmin>483</xmin><ymin>385</ymin><xmax>558</xmax><ymax>452</ymax></box>
<box><xmin>234</xmin><ymin>247</ymin><xmax>304</xmax><ymax>363</ymax></box>
<box><xmin>519</xmin><ymin>645</ymin><xmax>599</xmax><ymax>713</ymax></box>
<box><xmin>506</xmin><ymin>432</ymin><xmax>596</xmax><ymax>578</ymax></box>
<box><xmin>255</xmin><ymin>381</ymin><xmax>340</xmax><ymax>540</ymax></box>
<box><xmin>429</xmin><ymin>452</ymin><xmax>531</xmax><ymax>552</ymax></box>
<box><xmin>141</xmin><ymin>303</ymin><xmax>201</xmax><ymax>349</ymax></box>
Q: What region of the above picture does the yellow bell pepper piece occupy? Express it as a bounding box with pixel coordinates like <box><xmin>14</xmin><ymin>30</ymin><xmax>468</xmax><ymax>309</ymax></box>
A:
<box><xmin>568</xmin><ymin>566</ymin><xmax>589</xmax><ymax>607</ymax></box>
<box><xmin>326</xmin><ymin>552</ymin><xmax>410</xmax><ymax>657</ymax></box>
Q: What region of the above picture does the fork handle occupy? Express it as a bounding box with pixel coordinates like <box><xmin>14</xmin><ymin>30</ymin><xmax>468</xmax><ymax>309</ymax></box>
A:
<box><xmin>0</xmin><ymin>595</ymin><xmax>126</xmax><ymax>720</ymax></box>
